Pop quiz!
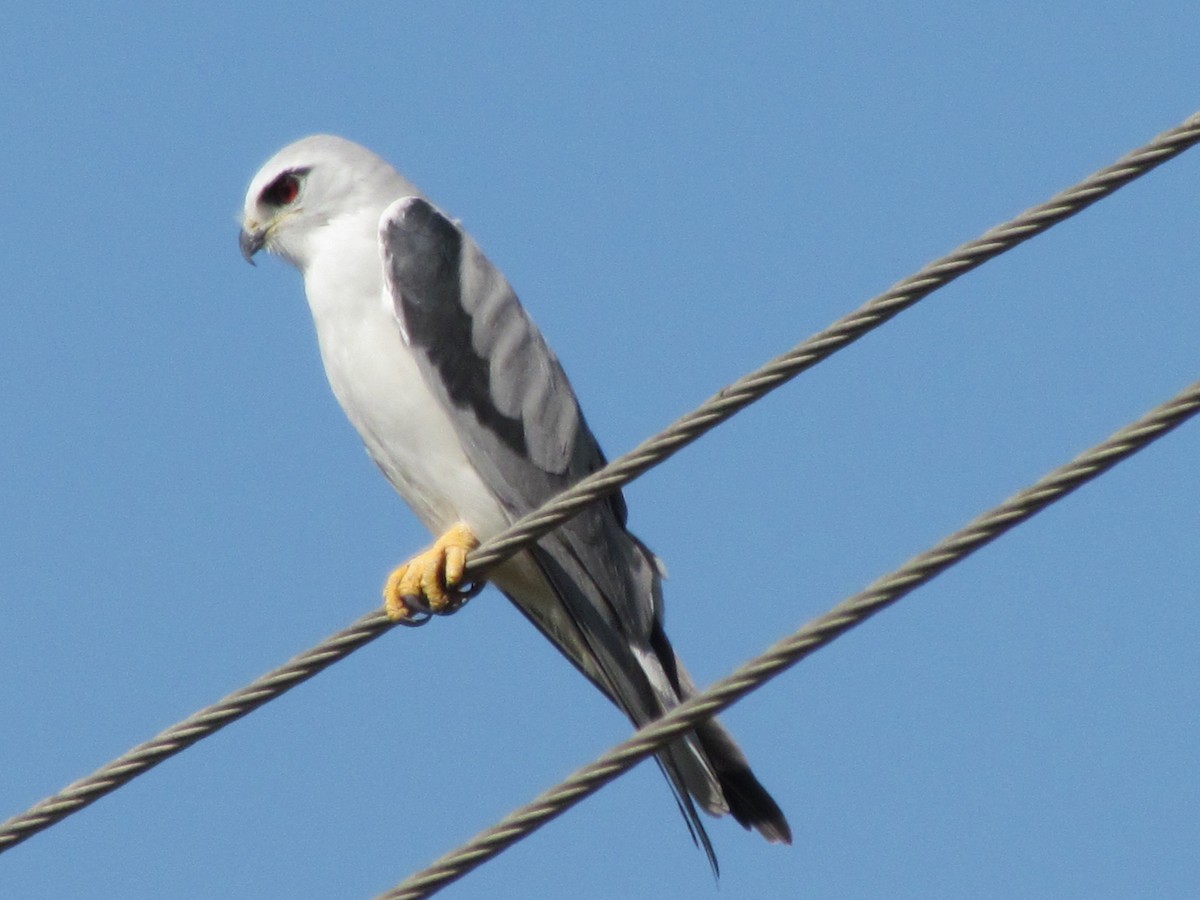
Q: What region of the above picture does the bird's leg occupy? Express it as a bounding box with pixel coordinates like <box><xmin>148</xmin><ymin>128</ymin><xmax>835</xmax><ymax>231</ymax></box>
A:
<box><xmin>383</xmin><ymin>523</ymin><xmax>481</xmax><ymax>621</ymax></box>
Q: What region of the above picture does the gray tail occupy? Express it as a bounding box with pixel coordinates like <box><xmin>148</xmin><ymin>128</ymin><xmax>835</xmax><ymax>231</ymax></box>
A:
<box><xmin>649</xmin><ymin>621</ymin><xmax>793</xmax><ymax>848</ymax></box>
<box><xmin>517</xmin><ymin>535</ymin><xmax>791</xmax><ymax>872</ymax></box>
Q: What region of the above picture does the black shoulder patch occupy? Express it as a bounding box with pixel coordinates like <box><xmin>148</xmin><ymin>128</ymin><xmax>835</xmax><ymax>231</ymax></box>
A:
<box><xmin>384</xmin><ymin>200</ymin><xmax>528</xmax><ymax>457</ymax></box>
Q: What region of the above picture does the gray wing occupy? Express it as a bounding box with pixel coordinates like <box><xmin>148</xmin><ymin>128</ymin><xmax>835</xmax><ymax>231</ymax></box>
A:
<box><xmin>377</xmin><ymin>196</ymin><xmax>656</xmax><ymax>641</ymax></box>
<box><xmin>378</xmin><ymin>197</ymin><xmax>791</xmax><ymax>862</ymax></box>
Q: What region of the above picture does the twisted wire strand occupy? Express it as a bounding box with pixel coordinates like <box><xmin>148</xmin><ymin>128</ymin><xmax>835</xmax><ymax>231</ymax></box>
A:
<box><xmin>382</xmin><ymin>379</ymin><xmax>1200</xmax><ymax>899</ymax></box>
<box><xmin>460</xmin><ymin>110</ymin><xmax>1200</xmax><ymax>577</ymax></box>
<box><xmin>0</xmin><ymin>610</ymin><xmax>391</xmax><ymax>852</ymax></box>
<box><xmin>1</xmin><ymin>109</ymin><xmax>1196</xmax><ymax>856</ymax></box>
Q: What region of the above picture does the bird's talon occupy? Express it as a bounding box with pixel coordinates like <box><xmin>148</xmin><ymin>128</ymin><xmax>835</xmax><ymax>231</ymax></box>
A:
<box><xmin>382</xmin><ymin>523</ymin><xmax>481</xmax><ymax>621</ymax></box>
<box><xmin>404</xmin><ymin>593</ymin><xmax>433</xmax><ymax>615</ymax></box>
<box><xmin>384</xmin><ymin>591</ymin><xmax>426</xmax><ymax>623</ymax></box>
<box><xmin>390</xmin><ymin>604</ymin><xmax>432</xmax><ymax>627</ymax></box>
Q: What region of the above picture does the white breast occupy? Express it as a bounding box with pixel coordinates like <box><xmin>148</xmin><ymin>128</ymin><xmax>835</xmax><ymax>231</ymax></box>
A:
<box><xmin>300</xmin><ymin>218</ymin><xmax>513</xmax><ymax>541</ymax></box>
<box><xmin>295</xmin><ymin>210</ymin><xmax>600</xmax><ymax>681</ymax></box>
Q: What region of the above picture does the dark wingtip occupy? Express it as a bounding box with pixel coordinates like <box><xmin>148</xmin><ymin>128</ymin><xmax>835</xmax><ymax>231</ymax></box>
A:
<box><xmin>720</xmin><ymin>764</ymin><xmax>793</xmax><ymax>845</ymax></box>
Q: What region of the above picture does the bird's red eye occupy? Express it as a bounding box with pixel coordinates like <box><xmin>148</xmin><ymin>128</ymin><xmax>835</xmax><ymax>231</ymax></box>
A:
<box><xmin>261</xmin><ymin>172</ymin><xmax>301</xmax><ymax>207</ymax></box>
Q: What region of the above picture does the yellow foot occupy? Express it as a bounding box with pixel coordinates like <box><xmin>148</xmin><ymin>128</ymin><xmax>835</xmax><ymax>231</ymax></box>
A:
<box><xmin>383</xmin><ymin>523</ymin><xmax>480</xmax><ymax>621</ymax></box>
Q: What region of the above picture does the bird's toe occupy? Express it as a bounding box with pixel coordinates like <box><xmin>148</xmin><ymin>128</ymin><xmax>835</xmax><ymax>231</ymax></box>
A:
<box><xmin>382</xmin><ymin>523</ymin><xmax>480</xmax><ymax>620</ymax></box>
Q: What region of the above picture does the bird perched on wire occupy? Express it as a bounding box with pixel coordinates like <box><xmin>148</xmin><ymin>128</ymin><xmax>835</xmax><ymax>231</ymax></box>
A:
<box><xmin>238</xmin><ymin>135</ymin><xmax>790</xmax><ymax>868</ymax></box>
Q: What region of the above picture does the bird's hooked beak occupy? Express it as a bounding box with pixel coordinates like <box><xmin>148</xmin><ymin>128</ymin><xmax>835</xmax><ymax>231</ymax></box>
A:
<box><xmin>239</xmin><ymin>223</ymin><xmax>267</xmax><ymax>265</ymax></box>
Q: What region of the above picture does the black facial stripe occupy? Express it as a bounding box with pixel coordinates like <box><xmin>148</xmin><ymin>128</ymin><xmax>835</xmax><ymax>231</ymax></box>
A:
<box><xmin>259</xmin><ymin>166</ymin><xmax>310</xmax><ymax>207</ymax></box>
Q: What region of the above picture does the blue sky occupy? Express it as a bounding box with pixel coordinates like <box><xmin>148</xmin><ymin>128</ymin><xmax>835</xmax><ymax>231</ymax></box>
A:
<box><xmin>2</xmin><ymin>4</ymin><xmax>1198</xmax><ymax>898</ymax></box>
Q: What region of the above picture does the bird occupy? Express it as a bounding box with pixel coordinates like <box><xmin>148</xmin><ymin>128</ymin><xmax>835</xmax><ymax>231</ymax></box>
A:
<box><xmin>238</xmin><ymin>135</ymin><xmax>790</xmax><ymax>868</ymax></box>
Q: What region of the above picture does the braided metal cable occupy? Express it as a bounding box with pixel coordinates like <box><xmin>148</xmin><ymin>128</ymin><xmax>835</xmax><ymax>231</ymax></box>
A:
<box><xmin>0</xmin><ymin>610</ymin><xmax>392</xmax><ymax>852</ymax></box>
<box><xmin>382</xmin><ymin>379</ymin><xmax>1200</xmax><ymax>899</ymax></box>
<box><xmin>1</xmin><ymin>110</ymin><xmax>1196</xmax><ymax>856</ymax></box>
<box><xmin>460</xmin><ymin>110</ymin><xmax>1200</xmax><ymax>577</ymax></box>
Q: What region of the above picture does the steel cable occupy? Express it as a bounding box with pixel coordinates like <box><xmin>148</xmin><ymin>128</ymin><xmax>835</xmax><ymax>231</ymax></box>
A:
<box><xmin>1</xmin><ymin>109</ymin><xmax>1196</xmax><ymax>856</ymax></box>
<box><xmin>381</xmin><ymin>379</ymin><xmax>1200</xmax><ymax>898</ymax></box>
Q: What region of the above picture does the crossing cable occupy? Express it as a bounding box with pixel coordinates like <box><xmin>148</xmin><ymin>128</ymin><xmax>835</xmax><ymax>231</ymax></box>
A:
<box><xmin>381</xmin><ymin>377</ymin><xmax>1200</xmax><ymax>899</ymax></box>
<box><xmin>1</xmin><ymin>109</ymin><xmax>1197</xmax><ymax>856</ymax></box>
<box><xmin>456</xmin><ymin>109</ymin><xmax>1200</xmax><ymax>581</ymax></box>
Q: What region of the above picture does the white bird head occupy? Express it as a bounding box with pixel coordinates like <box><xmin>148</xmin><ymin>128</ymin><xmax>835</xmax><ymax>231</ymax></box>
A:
<box><xmin>239</xmin><ymin>135</ymin><xmax>419</xmax><ymax>271</ymax></box>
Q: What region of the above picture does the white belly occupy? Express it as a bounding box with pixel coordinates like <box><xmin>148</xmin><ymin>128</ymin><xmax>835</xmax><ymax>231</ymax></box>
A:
<box><xmin>309</xmin><ymin>288</ymin><xmax>512</xmax><ymax>541</ymax></box>
<box><xmin>302</xmin><ymin>250</ymin><xmax>606</xmax><ymax>689</ymax></box>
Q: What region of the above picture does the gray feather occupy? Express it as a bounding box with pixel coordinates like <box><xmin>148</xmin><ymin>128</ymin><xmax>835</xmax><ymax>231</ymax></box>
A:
<box><xmin>379</xmin><ymin>197</ymin><xmax>653</xmax><ymax>636</ymax></box>
<box><xmin>378</xmin><ymin>196</ymin><xmax>790</xmax><ymax>861</ymax></box>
